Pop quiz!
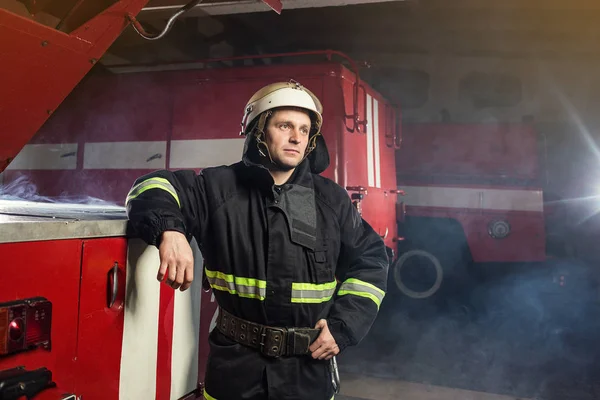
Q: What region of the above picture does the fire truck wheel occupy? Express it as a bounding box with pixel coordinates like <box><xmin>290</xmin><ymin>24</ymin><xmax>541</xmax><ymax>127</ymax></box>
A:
<box><xmin>393</xmin><ymin>249</ymin><xmax>444</xmax><ymax>299</ymax></box>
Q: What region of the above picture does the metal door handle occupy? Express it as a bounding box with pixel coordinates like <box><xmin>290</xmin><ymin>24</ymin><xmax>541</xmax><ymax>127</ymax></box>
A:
<box><xmin>108</xmin><ymin>262</ymin><xmax>119</xmax><ymax>308</ymax></box>
<box><xmin>379</xmin><ymin>226</ymin><xmax>389</xmax><ymax>239</ymax></box>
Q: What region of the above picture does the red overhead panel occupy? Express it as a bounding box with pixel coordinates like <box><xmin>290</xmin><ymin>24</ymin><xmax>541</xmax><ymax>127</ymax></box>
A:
<box><xmin>261</xmin><ymin>0</ymin><xmax>282</xmax><ymax>13</ymax></box>
<box><xmin>0</xmin><ymin>0</ymin><xmax>148</xmax><ymax>173</ymax></box>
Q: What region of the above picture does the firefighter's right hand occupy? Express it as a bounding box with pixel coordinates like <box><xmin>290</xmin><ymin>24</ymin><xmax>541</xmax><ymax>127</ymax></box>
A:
<box><xmin>158</xmin><ymin>231</ymin><xmax>194</xmax><ymax>291</ymax></box>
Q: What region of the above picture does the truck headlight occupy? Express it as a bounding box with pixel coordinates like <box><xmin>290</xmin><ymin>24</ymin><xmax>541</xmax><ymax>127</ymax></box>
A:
<box><xmin>489</xmin><ymin>220</ymin><xmax>511</xmax><ymax>239</ymax></box>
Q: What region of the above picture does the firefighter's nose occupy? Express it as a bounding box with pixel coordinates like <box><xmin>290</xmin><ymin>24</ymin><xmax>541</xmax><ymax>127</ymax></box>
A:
<box><xmin>289</xmin><ymin>130</ymin><xmax>301</xmax><ymax>143</ymax></box>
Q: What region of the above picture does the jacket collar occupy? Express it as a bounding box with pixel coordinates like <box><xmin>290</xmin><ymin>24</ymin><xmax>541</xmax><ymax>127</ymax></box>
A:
<box><xmin>235</xmin><ymin>155</ymin><xmax>318</xmax><ymax>251</ymax></box>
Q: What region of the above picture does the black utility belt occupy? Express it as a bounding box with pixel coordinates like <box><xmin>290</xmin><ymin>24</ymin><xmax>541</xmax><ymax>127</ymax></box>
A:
<box><xmin>215</xmin><ymin>308</ymin><xmax>320</xmax><ymax>358</ymax></box>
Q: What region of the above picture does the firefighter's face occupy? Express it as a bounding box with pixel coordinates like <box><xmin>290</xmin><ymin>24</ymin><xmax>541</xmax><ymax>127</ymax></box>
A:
<box><xmin>264</xmin><ymin>108</ymin><xmax>311</xmax><ymax>170</ymax></box>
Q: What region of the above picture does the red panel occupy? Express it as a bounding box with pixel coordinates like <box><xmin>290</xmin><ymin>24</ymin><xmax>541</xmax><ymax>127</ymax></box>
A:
<box><xmin>374</xmin><ymin>97</ymin><xmax>399</xmax><ymax>250</ymax></box>
<box><xmin>407</xmin><ymin>207</ymin><xmax>546</xmax><ymax>262</ymax></box>
<box><xmin>156</xmin><ymin>285</ymin><xmax>175</xmax><ymax>400</ymax></box>
<box><xmin>171</xmin><ymin>74</ymin><xmax>324</xmax><ymax>141</ymax></box>
<box><xmin>0</xmin><ymin>240</ymin><xmax>82</xmax><ymax>393</ymax></box>
<box><xmin>319</xmin><ymin>76</ymin><xmax>345</xmax><ymax>183</ymax></box>
<box><xmin>337</xmin><ymin>77</ymin><xmax>398</xmax><ymax>250</ymax></box>
<box><xmin>79</xmin><ymin>73</ymin><xmax>173</xmax><ymax>143</ymax></box>
<box><xmin>378</xmin><ymin>103</ymin><xmax>397</xmax><ymax>192</ymax></box>
<box><xmin>29</xmin><ymin>85</ymin><xmax>87</xmax><ymax>145</ymax></box>
<box><xmin>397</xmin><ymin>124</ymin><xmax>540</xmax><ymax>186</ymax></box>
<box><xmin>0</xmin><ymin>0</ymin><xmax>149</xmax><ymax>172</ymax></box>
<box><xmin>341</xmin><ymin>78</ymin><xmax>368</xmax><ymax>188</ymax></box>
<box><xmin>75</xmin><ymin>238</ymin><xmax>128</xmax><ymax>400</ymax></box>
<box><xmin>261</xmin><ymin>0</ymin><xmax>282</xmax><ymax>14</ymax></box>
<box><xmin>172</xmin><ymin>63</ymin><xmax>341</xmax><ymax>89</ymax></box>
<box><xmin>171</xmin><ymin>79</ymin><xmax>255</xmax><ymax>140</ymax></box>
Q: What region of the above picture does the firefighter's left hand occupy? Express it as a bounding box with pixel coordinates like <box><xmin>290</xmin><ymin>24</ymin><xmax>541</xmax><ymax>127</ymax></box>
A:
<box><xmin>310</xmin><ymin>319</ymin><xmax>339</xmax><ymax>360</ymax></box>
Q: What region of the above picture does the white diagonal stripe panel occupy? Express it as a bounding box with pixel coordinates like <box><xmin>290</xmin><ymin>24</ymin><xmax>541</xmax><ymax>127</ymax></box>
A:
<box><xmin>169</xmin><ymin>139</ymin><xmax>245</xmax><ymax>169</ymax></box>
<box><xmin>120</xmin><ymin>239</ymin><xmax>161</xmax><ymax>400</ymax></box>
<box><xmin>398</xmin><ymin>186</ymin><xmax>544</xmax><ymax>212</ymax></box>
<box><xmin>84</xmin><ymin>141</ymin><xmax>166</xmax><ymax>169</ymax></box>
<box><xmin>170</xmin><ymin>239</ymin><xmax>204</xmax><ymax>399</ymax></box>
<box><xmin>6</xmin><ymin>143</ymin><xmax>78</xmax><ymax>170</ymax></box>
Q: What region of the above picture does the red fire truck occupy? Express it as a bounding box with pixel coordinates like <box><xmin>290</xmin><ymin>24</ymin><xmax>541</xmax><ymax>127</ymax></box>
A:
<box><xmin>391</xmin><ymin>123</ymin><xmax>546</xmax><ymax>301</ymax></box>
<box><xmin>1</xmin><ymin>0</ymin><xmax>578</xmax><ymax>397</ymax></box>
<box><xmin>0</xmin><ymin>2</ymin><xmax>400</xmax><ymax>398</ymax></box>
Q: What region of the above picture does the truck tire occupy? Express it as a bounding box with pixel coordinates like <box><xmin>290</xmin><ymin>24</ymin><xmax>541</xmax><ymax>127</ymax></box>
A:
<box><xmin>392</xmin><ymin>248</ymin><xmax>444</xmax><ymax>299</ymax></box>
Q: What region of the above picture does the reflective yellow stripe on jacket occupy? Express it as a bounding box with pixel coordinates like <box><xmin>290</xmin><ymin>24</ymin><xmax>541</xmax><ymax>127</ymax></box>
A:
<box><xmin>337</xmin><ymin>278</ymin><xmax>385</xmax><ymax>309</ymax></box>
<box><xmin>203</xmin><ymin>391</ymin><xmax>217</xmax><ymax>400</ymax></box>
<box><xmin>205</xmin><ymin>268</ymin><xmax>267</xmax><ymax>300</ymax></box>
<box><xmin>125</xmin><ymin>177</ymin><xmax>181</xmax><ymax>208</ymax></box>
<box><xmin>291</xmin><ymin>281</ymin><xmax>338</xmax><ymax>304</ymax></box>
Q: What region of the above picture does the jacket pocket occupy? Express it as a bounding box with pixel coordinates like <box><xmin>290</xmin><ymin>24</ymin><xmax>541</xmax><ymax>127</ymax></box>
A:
<box><xmin>309</xmin><ymin>248</ymin><xmax>335</xmax><ymax>283</ymax></box>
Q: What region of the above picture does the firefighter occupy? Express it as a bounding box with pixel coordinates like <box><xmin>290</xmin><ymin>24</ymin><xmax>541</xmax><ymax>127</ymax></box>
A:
<box><xmin>125</xmin><ymin>80</ymin><xmax>389</xmax><ymax>400</ymax></box>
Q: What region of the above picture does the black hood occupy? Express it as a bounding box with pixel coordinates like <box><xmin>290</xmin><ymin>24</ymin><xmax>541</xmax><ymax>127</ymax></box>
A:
<box><xmin>241</xmin><ymin>131</ymin><xmax>330</xmax><ymax>175</ymax></box>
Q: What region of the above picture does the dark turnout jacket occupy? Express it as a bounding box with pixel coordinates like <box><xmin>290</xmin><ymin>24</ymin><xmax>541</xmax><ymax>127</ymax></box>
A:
<box><xmin>126</xmin><ymin>132</ymin><xmax>389</xmax><ymax>400</ymax></box>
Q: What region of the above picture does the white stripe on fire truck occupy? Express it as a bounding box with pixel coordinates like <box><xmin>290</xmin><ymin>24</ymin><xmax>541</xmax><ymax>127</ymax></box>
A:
<box><xmin>373</xmin><ymin>98</ymin><xmax>381</xmax><ymax>189</ymax></box>
<box><xmin>398</xmin><ymin>185</ymin><xmax>544</xmax><ymax>212</ymax></box>
<box><xmin>5</xmin><ymin>143</ymin><xmax>78</xmax><ymax>170</ymax></box>
<box><xmin>169</xmin><ymin>139</ymin><xmax>246</xmax><ymax>169</ymax></box>
<box><xmin>366</xmin><ymin>94</ymin><xmax>375</xmax><ymax>188</ymax></box>
<box><xmin>83</xmin><ymin>141</ymin><xmax>167</xmax><ymax>169</ymax></box>
<box><xmin>119</xmin><ymin>239</ymin><xmax>162</xmax><ymax>400</ymax></box>
<box><xmin>170</xmin><ymin>242</ymin><xmax>204</xmax><ymax>400</ymax></box>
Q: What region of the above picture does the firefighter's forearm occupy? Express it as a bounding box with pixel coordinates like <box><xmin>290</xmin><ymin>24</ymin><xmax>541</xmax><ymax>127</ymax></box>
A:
<box><xmin>326</xmin><ymin>292</ymin><xmax>381</xmax><ymax>352</ymax></box>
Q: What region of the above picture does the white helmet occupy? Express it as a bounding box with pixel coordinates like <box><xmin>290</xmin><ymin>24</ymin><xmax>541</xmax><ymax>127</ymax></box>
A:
<box><xmin>240</xmin><ymin>80</ymin><xmax>323</xmax><ymax>139</ymax></box>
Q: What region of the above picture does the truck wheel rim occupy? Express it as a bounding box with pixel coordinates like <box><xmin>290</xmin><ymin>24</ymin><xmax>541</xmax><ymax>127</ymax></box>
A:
<box><xmin>394</xmin><ymin>249</ymin><xmax>443</xmax><ymax>299</ymax></box>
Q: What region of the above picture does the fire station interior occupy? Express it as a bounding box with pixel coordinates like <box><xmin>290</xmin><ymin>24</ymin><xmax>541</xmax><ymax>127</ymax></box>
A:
<box><xmin>2</xmin><ymin>0</ymin><xmax>600</xmax><ymax>399</ymax></box>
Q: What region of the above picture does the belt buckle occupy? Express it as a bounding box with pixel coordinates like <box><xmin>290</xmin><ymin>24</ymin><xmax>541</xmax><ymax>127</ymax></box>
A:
<box><xmin>289</xmin><ymin>329</ymin><xmax>313</xmax><ymax>355</ymax></box>
<box><xmin>260</xmin><ymin>327</ymin><xmax>286</xmax><ymax>358</ymax></box>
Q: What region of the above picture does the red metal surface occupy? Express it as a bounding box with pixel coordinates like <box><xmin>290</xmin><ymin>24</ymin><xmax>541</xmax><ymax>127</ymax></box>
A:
<box><xmin>77</xmin><ymin>72</ymin><xmax>174</xmax><ymax>143</ymax></box>
<box><xmin>0</xmin><ymin>239</ymin><xmax>83</xmax><ymax>394</ymax></box>
<box><xmin>74</xmin><ymin>238</ymin><xmax>127</xmax><ymax>400</ymax></box>
<box><xmin>110</xmin><ymin>50</ymin><xmax>369</xmax><ymax>133</ymax></box>
<box><xmin>396</xmin><ymin>123</ymin><xmax>545</xmax><ymax>262</ymax></box>
<box><xmin>408</xmin><ymin>207</ymin><xmax>546</xmax><ymax>263</ymax></box>
<box><xmin>156</xmin><ymin>285</ymin><xmax>175</xmax><ymax>400</ymax></box>
<box><xmin>341</xmin><ymin>78</ymin><xmax>369</xmax><ymax>187</ymax></box>
<box><xmin>397</xmin><ymin>124</ymin><xmax>540</xmax><ymax>187</ymax></box>
<box><xmin>336</xmin><ymin>75</ymin><xmax>398</xmax><ymax>250</ymax></box>
<box><xmin>261</xmin><ymin>0</ymin><xmax>282</xmax><ymax>14</ymax></box>
<box><xmin>0</xmin><ymin>0</ymin><xmax>149</xmax><ymax>173</ymax></box>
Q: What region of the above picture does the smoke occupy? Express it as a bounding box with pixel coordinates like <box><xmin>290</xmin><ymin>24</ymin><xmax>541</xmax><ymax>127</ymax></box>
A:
<box><xmin>337</xmin><ymin>260</ymin><xmax>600</xmax><ymax>400</ymax></box>
<box><xmin>0</xmin><ymin>174</ymin><xmax>122</xmax><ymax>208</ymax></box>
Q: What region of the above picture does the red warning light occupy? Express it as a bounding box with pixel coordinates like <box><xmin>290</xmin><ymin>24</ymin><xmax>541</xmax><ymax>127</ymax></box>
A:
<box><xmin>9</xmin><ymin>319</ymin><xmax>24</xmax><ymax>341</ymax></box>
<box><xmin>0</xmin><ymin>298</ymin><xmax>51</xmax><ymax>356</ymax></box>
